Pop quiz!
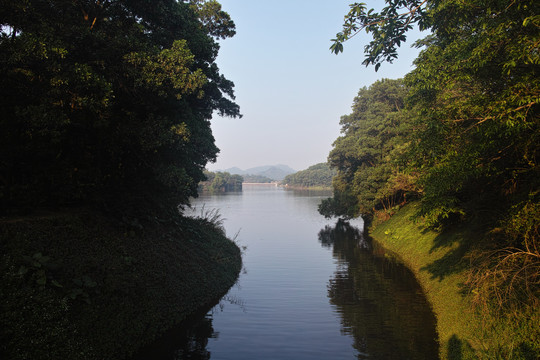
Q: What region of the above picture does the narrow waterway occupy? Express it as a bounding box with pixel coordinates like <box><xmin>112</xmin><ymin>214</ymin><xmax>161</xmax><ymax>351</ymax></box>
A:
<box><xmin>134</xmin><ymin>184</ymin><xmax>438</xmax><ymax>359</ymax></box>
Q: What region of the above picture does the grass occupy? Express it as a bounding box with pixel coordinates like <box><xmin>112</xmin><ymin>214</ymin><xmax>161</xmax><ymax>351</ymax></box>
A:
<box><xmin>0</xmin><ymin>209</ymin><xmax>242</xmax><ymax>360</ymax></box>
<box><xmin>369</xmin><ymin>202</ymin><xmax>539</xmax><ymax>360</ymax></box>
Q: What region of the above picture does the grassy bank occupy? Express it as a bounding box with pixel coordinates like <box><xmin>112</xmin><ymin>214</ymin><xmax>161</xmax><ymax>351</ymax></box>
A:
<box><xmin>369</xmin><ymin>202</ymin><xmax>539</xmax><ymax>360</ymax></box>
<box><xmin>0</xmin><ymin>209</ymin><xmax>242</xmax><ymax>360</ymax></box>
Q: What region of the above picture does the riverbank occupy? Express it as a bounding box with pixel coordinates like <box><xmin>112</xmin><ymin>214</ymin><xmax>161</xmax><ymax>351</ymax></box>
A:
<box><xmin>369</xmin><ymin>202</ymin><xmax>539</xmax><ymax>360</ymax></box>
<box><xmin>0</xmin><ymin>209</ymin><xmax>242</xmax><ymax>359</ymax></box>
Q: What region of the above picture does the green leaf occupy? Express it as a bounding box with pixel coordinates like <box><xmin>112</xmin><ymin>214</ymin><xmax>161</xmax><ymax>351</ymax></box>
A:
<box><xmin>36</xmin><ymin>270</ymin><xmax>47</xmax><ymax>285</ymax></box>
<box><xmin>51</xmin><ymin>280</ymin><xmax>63</xmax><ymax>288</ymax></box>
<box><xmin>18</xmin><ymin>265</ymin><xmax>28</xmax><ymax>275</ymax></box>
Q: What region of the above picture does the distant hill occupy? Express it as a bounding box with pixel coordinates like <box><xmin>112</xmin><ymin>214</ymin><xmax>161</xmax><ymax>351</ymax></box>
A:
<box><xmin>223</xmin><ymin>164</ymin><xmax>296</xmax><ymax>181</ymax></box>
<box><xmin>282</xmin><ymin>163</ymin><xmax>336</xmax><ymax>189</ymax></box>
<box><xmin>222</xmin><ymin>167</ymin><xmax>244</xmax><ymax>175</ymax></box>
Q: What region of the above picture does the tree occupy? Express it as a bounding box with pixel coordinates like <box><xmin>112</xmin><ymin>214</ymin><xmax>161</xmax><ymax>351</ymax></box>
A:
<box><xmin>200</xmin><ymin>170</ymin><xmax>243</xmax><ymax>192</ymax></box>
<box><xmin>0</xmin><ymin>0</ymin><xmax>240</xmax><ymax>214</ymax></box>
<box><xmin>404</xmin><ymin>0</ymin><xmax>539</xmax><ymax>229</ymax></box>
<box><xmin>282</xmin><ymin>163</ymin><xmax>336</xmax><ymax>189</ymax></box>
<box><xmin>331</xmin><ymin>0</ymin><xmax>430</xmax><ymax>71</ymax></box>
<box><xmin>320</xmin><ymin>79</ymin><xmax>415</xmax><ymax>220</ymax></box>
<box><xmin>332</xmin><ymin>0</ymin><xmax>539</xmax><ymax>228</ymax></box>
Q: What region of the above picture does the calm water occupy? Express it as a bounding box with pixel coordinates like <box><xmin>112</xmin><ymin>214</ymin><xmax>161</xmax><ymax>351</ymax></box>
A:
<box><xmin>134</xmin><ymin>184</ymin><xmax>438</xmax><ymax>359</ymax></box>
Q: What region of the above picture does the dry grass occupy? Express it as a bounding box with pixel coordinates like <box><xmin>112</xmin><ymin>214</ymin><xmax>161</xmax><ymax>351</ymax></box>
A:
<box><xmin>467</xmin><ymin>245</ymin><xmax>540</xmax><ymax>318</ymax></box>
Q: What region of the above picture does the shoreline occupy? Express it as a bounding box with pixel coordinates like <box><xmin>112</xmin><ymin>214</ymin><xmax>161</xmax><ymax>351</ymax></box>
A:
<box><xmin>368</xmin><ymin>202</ymin><xmax>539</xmax><ymax>359</ymax></box>
<box><xmin>368</xmin><ymin>203</ymin><xmax>481</xmax><ymax>359</ymax></box>
<box><xmin>1</xmin><ymin>210</ymin><xmax>242</xmax><ymax>360</ymax></box>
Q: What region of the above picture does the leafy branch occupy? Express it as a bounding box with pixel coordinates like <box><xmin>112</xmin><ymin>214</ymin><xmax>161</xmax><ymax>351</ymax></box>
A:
<box><xmin>330</xmin><ymin>0</ymin><xmax>429</xmax><ymax>71</ymax></box>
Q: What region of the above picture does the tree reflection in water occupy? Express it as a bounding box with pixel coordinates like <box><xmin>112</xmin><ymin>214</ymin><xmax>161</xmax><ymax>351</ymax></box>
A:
<box><xmin>131</xmin><ymin>311</ymin><xmax>215</xmax><ymax>360</ymax></box>
<box><xmin>318</xmin><ymin>219</ymin><xmax>439</xmax><ymax>360</ymax></box>
<box><xmin>134</xmin><ymin>219</ymin><xmax>438</xmax><ymax>360</ymax></box>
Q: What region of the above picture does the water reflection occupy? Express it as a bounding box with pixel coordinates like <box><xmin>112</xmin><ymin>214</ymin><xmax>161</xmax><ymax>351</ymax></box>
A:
<box><xmin>132</xmin><ymin>310</ymin><xmax>214</xmax><ymax>360</ymax></box>
<box><xmin>319</xmin><ymin>220</ymin><xmax>439</xmax><ymax>359</ymax></box>
<box><xmin>132</xmin><ymin>187</ymin><xmax>439</xmax><ymax>360</ymax></box>
<box><xmin>132</xmin><ymin>294</ymin><xmax>249</xmax><ymax>360</ymax></box>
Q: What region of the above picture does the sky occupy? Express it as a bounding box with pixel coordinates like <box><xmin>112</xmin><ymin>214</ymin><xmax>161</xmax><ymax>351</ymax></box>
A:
<box><xmin>207</xmin><ymin>0</ymin><xmax>425</xmax><ymax>172</ymax></box>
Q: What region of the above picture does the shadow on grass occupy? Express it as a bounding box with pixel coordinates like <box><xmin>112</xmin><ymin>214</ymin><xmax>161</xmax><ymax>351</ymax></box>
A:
<box><xmin>447</xmin><ymin>334</ymin><xmax>477</xmax><ymax>360</ymax></box>
<box><xmin>421</xmin><ymin>227</ymin><xmax>475</xmax><ymax>281</ymax></box>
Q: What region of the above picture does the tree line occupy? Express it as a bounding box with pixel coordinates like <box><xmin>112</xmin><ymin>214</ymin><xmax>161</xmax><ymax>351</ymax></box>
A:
<box><xmin>322</xmin><ymin>0</ymin><xmax>539</xmax><ymax>338</ymax></box>
<box><xmin>200</xmin><ymin>170</ymin><xmax>243</xmax><ymax>192</ymax></box>
<box><xmin>282</xmin><ymin>163</ymin><xmax>336</xmax><ymax>189</ymax></box>
<box><xmin>0</xmin><ymin>0</ymin><xmax>240</xmax><ymax>215</ymax></box>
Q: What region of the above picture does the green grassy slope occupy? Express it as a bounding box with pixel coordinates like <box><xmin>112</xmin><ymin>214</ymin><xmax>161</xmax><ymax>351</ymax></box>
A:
<box><xmin>369</xmin><ymin>202</ymin><xmax>539</xmax><ymax>360</ymax></box>
<box><xmin>0</xmin><ymin>210</ymin><xmax>242</xmax><ymax>360</ymax></box>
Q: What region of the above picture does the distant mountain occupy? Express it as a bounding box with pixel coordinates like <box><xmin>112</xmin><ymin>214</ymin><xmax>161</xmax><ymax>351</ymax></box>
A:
<box><xmin>223</xmin><ymin>166</ymin><xmax>245</xmax><ymax>175</ymax></box>
<box><xmin>256</xmin><ymin>167</ymin><xmax>291</xmax><ymax>181</ymax></box>
<box><xmin>223</xmin><ymin>164</ymin><xmax>296</xmax><ymax>181</ymax></box>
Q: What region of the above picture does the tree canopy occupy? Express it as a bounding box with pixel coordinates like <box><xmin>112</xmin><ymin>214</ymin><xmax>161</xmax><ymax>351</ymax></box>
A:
<box><xmin>319</xmin><ymin>78</ymin><xmax>414</xmax><ymax>220</ymax></box>
<box><xmin>331</xmin><ymin>0</ymin><xmax>430</xmax><ymax>71</ymax></box>
<box><xmin>0</xmin><ymin>0</ymin><xmax>240</xmax><ymax>214</ymax></box>
<box><xmin>328</xmin><ymin>0</ymin><xmax>539</xmax><ymax>229</ymax></box>
<box><xmin>282</xmin><ymin>163</ymin><xmax>336</xmax><ymax>189</ymax></box>
<box><xmin>200</xmin><ymin>170</ymin><xmax>243</xmax><ymax>192</ymax></box>
<box><xmin>404</xmin><ymin>0</ymin><xmax>539</xmax><ymax>229</ymax></box>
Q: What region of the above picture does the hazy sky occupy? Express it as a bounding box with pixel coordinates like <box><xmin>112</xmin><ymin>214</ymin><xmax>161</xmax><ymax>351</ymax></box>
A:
<box><xmin>208</xmin><ymin>0</ymin><xmax>424</xmax><ymax>172</ymax></box>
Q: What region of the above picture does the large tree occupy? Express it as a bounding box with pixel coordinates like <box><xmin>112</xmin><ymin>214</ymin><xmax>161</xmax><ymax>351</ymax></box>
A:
<box><xmin>0</xmin><ymin>0</ymin><xmax>240</xmax><ymax>214</ymax></box>
<box><xmin>320</xmin><ymin>78</ymin><xmax>414</xmax><ymax>220</ymax></box>
<box><xmin>401</xmin><ymin>0</ymin><xmax>539</xmax><ymax>229</ymax></box>
<box><xmin>331</xmin><ymin>0</ymin><xmax>539</xmax><ymax>229</ymax></box>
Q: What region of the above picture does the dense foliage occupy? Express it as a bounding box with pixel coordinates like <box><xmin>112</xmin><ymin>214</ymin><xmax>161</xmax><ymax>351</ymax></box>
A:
<box><xmin>328</xmin><ymin>1</ymin><xmax>539</xmax><ymax>357</ymax></box>
<box><xmin>406</xmin><ymin>0</ymin><xmax>539</xmax><ymax>230</ymax></box>
<box><xmin>281</xmin><ymin>162</ymin><xmax>336</xmax><ymax>189</ymax></box>
<box><xmin>200</xmin><ymin>170</ymin><xmax>243</xmax><ymax>192</ymax></box>
<box><xmin>0</xmin><ymin>2</ymin><xmax>244</xmax><ymax>357</ymax></box>
<box><xmin>1</xmin><ymin>210</ymin><xmax>241</xmax><ymax>360</ymax></box>
<box><xmin>319</xmin><ymin>79</ymin><xmax>415</xmax><ymax>220</ymax></box>
<box><xmin>329</xmin><ymin>0</ymin><xmax>539</xmax><ymax>247</ymax></box>
<box><xmin>0</xmin><ymin>0</ymin><xmax>240</xmax><ymax>214</ymax></box>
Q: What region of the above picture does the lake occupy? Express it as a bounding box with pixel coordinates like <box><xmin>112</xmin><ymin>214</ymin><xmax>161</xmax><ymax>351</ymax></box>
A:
<box><xmin>133</xmin><ymin>184</ymin><xmax>438</xmax><ymax>359</ymax></box>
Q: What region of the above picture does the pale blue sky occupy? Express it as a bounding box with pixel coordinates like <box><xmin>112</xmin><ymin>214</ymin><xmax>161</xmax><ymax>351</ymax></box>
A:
<box><xmin>208</xmin><ymin>0</ymin><xmax>424</xmax><ymax>172</ymax></box>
